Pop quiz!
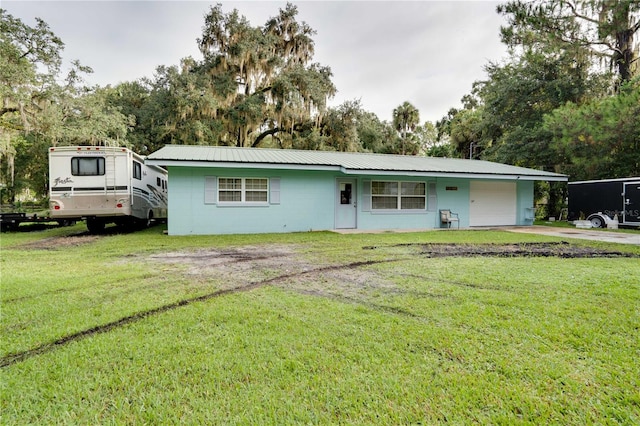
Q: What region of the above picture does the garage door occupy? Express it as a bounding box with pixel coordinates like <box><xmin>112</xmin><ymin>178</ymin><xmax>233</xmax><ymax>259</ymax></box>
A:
<box><xmin>470</xmin><ymin>181</ymin><xmax>517</xmax><ymax>226</ymax></box>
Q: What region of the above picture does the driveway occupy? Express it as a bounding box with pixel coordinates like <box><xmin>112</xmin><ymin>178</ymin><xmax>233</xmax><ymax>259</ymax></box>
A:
<box><xmin>505</xmin><ymin>226</ymin><xmax>640</xmax><ymax>245</ymax></box>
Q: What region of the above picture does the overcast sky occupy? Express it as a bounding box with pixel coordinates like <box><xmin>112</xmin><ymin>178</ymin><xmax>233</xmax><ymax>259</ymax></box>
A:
<box><xmin>4</xmin><ymin>1</ymin><xmax>509</xmax><ymax>123</ymax></box>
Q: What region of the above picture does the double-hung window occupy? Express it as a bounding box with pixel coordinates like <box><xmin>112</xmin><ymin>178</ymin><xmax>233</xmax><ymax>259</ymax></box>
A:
<box><xmin>218</xmin><ymin>177</ymin><xmax>268</xmax><ymax>203</ymax></box>
<box><xmin>371</xmin><ymin>181</ymin><xmax>425</xmax><ymax>210</ymax></box>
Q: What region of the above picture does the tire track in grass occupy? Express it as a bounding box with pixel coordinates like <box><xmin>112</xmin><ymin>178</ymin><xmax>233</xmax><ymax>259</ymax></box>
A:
<box><xmin>7</xmin><ymin>242</ymin><xmax>634</xmax><ymax>367</ymax></box>
<box><xmin>3</xmin><ymin>254</ymin><xmax>283</xmax><ymax>304</ymax></box>
<box><xmin>0</xmin><ymin>259</ymin><xmax>399</xmax><ymax>368</ymax></box>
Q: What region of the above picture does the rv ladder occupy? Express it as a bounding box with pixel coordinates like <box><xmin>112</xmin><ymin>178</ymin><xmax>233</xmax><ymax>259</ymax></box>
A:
<box><xmin>105</xmin><ymin>153</ymin><xmax>116</xmax><ymax>193</ymax></box>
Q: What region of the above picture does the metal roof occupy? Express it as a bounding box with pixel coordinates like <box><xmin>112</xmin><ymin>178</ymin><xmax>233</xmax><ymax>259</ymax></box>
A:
<box><xmin>146</xmin><ymin>145</ymin><xmax>567</xmax><ymax>181</ymax></box>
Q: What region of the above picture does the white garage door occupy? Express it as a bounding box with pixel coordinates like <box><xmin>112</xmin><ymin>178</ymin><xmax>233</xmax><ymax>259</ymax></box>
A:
<box><xmin>470</xmin><ymin>181</ymin><xmax>517</xmax><ymax>226</ymax></box>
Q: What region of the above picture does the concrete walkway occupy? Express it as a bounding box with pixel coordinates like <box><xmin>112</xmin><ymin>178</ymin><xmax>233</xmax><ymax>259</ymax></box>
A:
<box><xmin>505</xmin><ymin>226</ymin><xmax>640</xmax><ymax>245</ymax></box>
<box><xmin>334</xmin><ymin>226</ymin><xmax>640</xmax><ymax>245</ymax></box>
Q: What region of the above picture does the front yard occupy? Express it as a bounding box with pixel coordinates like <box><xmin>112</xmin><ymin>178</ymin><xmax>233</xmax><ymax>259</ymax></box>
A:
<box><xmin>1</xmin><ymin>225</ymin><xmax>639</xmax><ymax>424</ymax></box>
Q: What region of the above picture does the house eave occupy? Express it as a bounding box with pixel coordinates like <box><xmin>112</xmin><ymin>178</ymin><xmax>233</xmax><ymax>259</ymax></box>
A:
<box><xmin>146</xmin><ymin>159</ymin><xmax>567</xmax><ymax>182</ymax></box>
<box><xmin>344</xmin><ymin>169</ymin><xmax>567</xmax><ymax>181</ymax></box>
<box><xmin>145</xmin><ymin>159</ymin><xmax>342</xmax><ymax>172</ymax></box>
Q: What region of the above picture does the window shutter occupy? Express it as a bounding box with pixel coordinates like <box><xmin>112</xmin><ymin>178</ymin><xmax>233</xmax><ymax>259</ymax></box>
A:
<box><xmin>427</xmin><ymin>182</ymin><xmax>437</xmax><ymax>211</ymax></box>
<box><xmin>205</xmin><ymin>176</ymin><xmax>217</xmax><ymax>204</ymax></box>
<box><xmin>361</xmin><ymin>180</ymin><xmax>371</xmax><ymax>212</ymax></box>
<box><xmin>270</xmin><ymin>178</ymin><xmax>281</xmax><ymax>204</ymax></box>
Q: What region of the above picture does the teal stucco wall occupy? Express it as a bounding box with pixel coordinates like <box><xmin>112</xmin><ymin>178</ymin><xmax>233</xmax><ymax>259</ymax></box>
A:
<box><xmin>167</xmin><ymin>167</ymin><xmax>337</xmax><ymax>235</ymax></box>
<box><xmin>166</xmin><ymin>166</ymin><xmax>537</xmax><ymax>235</ymax></box>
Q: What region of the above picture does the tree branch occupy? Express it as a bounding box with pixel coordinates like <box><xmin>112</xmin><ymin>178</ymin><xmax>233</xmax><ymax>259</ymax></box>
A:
<box><xmin>252</xmin><ymin>127</ymin><xmax>281</xmax><ymax>147</ymax></box>
<box><xmin>564</xmin><ymin>1</ymin><xmax>600</xmax><ymax>26</ymax></box>
<box><xmin>0</xmin><ymin>107</ymin><xmax>20</xmax><ymax>117</ymax></box>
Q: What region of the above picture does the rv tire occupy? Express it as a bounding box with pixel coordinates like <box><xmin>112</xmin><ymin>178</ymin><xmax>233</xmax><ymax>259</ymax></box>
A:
<box><xmin>116</xmin><ymin>217</ymin><xmax>137</xmax><ymax>232</ymax></box>
<box><xmin>143</xmin><ymin>211</ymin><xmax>153</xmax><ymax>228</ymax></box>
<box><xmin>86</xmin><ymin>218</ymin><xmax>106</xmax><ymax>234</ymax></box>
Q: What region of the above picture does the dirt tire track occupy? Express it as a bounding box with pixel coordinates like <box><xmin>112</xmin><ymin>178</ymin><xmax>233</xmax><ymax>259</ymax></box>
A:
<box><xmin>0</xmin><ymin>259</ymin><xmax>398</xmax><ymax>368</ymax></box>
<box><xmin>4</xmin><ymin>254</ymin><xmax>285</xmax><ymax>304</ymax></box>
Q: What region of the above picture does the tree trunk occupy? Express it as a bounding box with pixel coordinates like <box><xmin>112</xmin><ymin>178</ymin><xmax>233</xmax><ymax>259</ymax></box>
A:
<box><xmin>614</xmin><ymin>27</ymin><xmax>634</xmax><ymax>84</ymax></box>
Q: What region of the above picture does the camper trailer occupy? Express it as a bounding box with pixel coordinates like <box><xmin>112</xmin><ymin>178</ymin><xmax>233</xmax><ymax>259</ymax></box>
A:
<box><xmin>568</xmin><ymin>177</ymin><xmax>640</xmax><ymax>228</ymax></box>
<box><xmin>49</xmin><ymin>146</ymin><xmax>168</xmax><ymax>233</ymax></box>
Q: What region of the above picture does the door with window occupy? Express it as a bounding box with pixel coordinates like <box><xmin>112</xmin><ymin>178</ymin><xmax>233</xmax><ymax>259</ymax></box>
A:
<box><xmin>335</xmin><ymin>179</ymin><xmax>357</xmax><ymax>229</ymax></box>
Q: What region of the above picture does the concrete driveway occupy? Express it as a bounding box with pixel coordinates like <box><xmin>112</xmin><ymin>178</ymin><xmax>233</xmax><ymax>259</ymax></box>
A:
<box><xmin>505</xmin><ymin>226</ymin><xmax>640</xmax><ymax>245</ymax></box>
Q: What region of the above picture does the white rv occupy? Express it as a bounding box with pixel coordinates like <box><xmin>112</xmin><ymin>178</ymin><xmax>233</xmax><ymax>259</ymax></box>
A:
<box><xmin>49</xmin><ymin>146</ymin><xmax>168</xmax><ymax>233</ymax></box>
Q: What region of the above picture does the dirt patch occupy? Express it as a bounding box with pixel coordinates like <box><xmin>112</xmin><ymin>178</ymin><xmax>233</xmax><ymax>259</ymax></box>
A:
<box><xmin>364</xmin><ymin>242</ymin><xmax>638</xmax><ymax>258</ymax></box>
<box><xmin>17</xmin><ymin>233</ymin><xmax>100</xmax><ymax>250</ymax></box>
<box><xmin>149</xmin><ymin>245</ymin><xmax>297</xmax><ymax>270</ymax></box>
<box><xmin>146</xmin><ymin>242</ymin><xmax>637</xmax><ymax>306</ymax></box>
<box><xmin>149</xmin><ymin>244</ymin><xmax>400</xmax><ymax>296</ymax></box>
<box><xmin>148</xmin><ymin>245</ymin><xmax>306</xmax><ymax>285</ymax></box>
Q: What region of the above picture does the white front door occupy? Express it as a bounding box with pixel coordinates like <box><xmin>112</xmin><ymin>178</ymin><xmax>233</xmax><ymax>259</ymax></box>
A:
<box><xmin>335</xmin><ymin>179</ymin><xmax>357</xmax><ymax>229</ymax></box>
<box><xmin>470</xmin><ymin>181</ymin><xmax>517</xmax><ymax>226</ymax></box>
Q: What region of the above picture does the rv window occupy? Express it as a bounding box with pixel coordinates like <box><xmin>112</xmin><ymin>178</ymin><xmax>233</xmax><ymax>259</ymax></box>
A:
<box><xmin>71</xmin><ymin>157</ymin><xmax>105</xmax><ymax>176</ymax></box>
<box><xmin>157</xmin><ymin>177</ymin><xmax>161</xmax><ymax>187</ymax></box>
<box><xmin>133</xmin><ymin>161</ymin><xmax>142</xmax><ymax>180</ymax></box>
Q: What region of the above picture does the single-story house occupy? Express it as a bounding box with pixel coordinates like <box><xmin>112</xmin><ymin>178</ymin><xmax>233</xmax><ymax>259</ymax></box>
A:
<box><xmin>145</xmin><ymin>145</ymin><xmax>567</xmax><ymax>235</ymax></box>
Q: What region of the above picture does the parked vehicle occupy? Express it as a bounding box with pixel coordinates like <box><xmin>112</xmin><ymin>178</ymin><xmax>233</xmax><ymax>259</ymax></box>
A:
<box><xmin>567</xmin><ymin>177</ymin><xmax>640</xmax><ymax>228</ymax></box>
<box><xmin>49</xmin><ymin>146</ymin><xmax>168</xmax><ymax>233</ymax></box>
<box><xmin>0</xmin><ymin>212</ymin><xmax>76</xmax><ymax>232</ymax></box>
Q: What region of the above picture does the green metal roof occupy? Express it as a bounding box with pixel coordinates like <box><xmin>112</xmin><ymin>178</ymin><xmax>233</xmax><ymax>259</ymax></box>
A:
<box><xmin>146</xmin><ymin>145</ymin><xmax>567</xmax><ymax>181</ymax></box>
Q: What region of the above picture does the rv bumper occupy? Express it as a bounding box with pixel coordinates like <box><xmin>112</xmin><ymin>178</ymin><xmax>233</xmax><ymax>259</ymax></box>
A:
<box><xmin>50</xmin><ymin>199</ymin><xmax>131</xmax><ymax>219</ymax></box>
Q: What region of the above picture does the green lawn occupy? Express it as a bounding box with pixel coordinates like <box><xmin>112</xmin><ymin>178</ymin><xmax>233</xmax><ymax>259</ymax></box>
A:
<box><xmin>1</xmin><ymin>225</ymin><xmax>639</xmax><ymax>424</ymax></box>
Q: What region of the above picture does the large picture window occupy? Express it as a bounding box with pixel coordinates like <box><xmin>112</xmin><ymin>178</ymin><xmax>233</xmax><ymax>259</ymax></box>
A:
<box><xmin>71</xmin><ymin>157</ymin><xmax>105</xmax><ymax>176</ymax></box>
<box><xmin>219</xmin><ymin>177</ymin><xmax>268</xmax><ymax>203</ymax></box>
<box><xmin>372</xmin><ymin>181</ymin><xmax>425</xmax><ymax>210</ymax></box>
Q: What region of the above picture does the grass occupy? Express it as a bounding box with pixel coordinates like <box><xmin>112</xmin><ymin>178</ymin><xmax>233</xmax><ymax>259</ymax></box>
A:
<box><xmin>1</xmin><ymin>225</ymin><xmax>639</xmax><ymax>424</ymax></box>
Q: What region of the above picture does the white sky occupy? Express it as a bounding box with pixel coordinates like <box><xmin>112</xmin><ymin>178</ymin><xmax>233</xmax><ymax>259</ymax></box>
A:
<box><xmin>3</xmin><ymin>1</ymin><xmax>509</xmax><ymax>123</ymax></box>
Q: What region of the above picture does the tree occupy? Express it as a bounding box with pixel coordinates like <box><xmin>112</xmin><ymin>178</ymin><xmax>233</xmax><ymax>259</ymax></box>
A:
<box><xmin>441</xmin><ymin>49</ymin><xmax>594</xmax><ymax>218</ymax></box>
<box><xmin>1</xmin><ymin>9</ymin><xmax>64</xmax><ymax>202</ymax></box>
<box><xmin>405</xmin><ymin>121</ymin><xmax>439</xmax><ymax>156</ymax></box>
<box><xmin>392</xmin><ymin>101</ymin><xmax>420</xmax><ymax>155</ymax></box>
<box><xmin>498</xmin><ymin>0</ymin><xmax>640</xmax><ymax>88</ymax></box>
<box><xmin>355</xmin><ymin>110</ymin><xmax>388</xmax><ymax>153</ymax></box>
<box><xmin>195</xmin><ymin>3</ymin><xmax>336</xmax><ymax>147</ymax></box>
<box><xmin>317</xmin><ymin>100</ymin><xmax>361</xmax><ymax>152</ymax></box>
<box><xmin>476</xmin><ymin>48</ymin><xmax>593</xmax><ymax>169</ymax></box>
<box><xmin>1</xmin><ymin>11</ymin><xmax>133</xmax><ymax>202</ymax></box>
<box><xmin>0</xmin><ymin>9</ymin><xmax>63</xmax><ymax>124</ymax></box>
<box><xmin>449</xmin><ymin>108</ymin><xmax>484</xmax><ymax>159</ymax></box>
<box><xmin>544</xmin><ymin>79</ymin><xmax>640</xmax><ymax>180</ymax></box>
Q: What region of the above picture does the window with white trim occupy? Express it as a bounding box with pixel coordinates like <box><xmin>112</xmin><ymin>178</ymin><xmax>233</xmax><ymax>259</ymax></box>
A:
<box><xmin>218</xmin><ymin>177</ymin><xmax>268</xmax><ymax>203</ymax></box>
<box><xmin>371</xmin><ymin>181</ymin><xmax>426</xmax><ymax>210</ymax></box>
